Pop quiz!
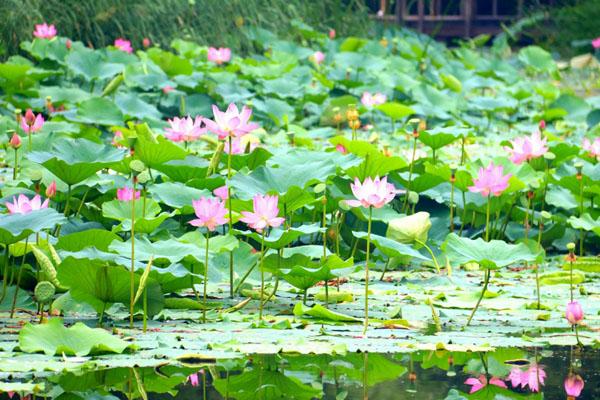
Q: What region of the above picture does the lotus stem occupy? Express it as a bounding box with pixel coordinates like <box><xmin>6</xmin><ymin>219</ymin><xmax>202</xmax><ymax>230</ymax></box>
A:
<box><xmin>403</xmin><ymin>135</ymin><xmax>418</xmax><ymax>212</ymax></box>
<box><xmin>258</xmin><ymin>229</ymin><xmax>265</xmax><ymax>321</ymax></box>
<box><xmin>578</xmin><ymin>172</ymin><xmax>584</xmax><ymax>256</ymax></box>
<box><xmin>142</xmin><ymin>288</ymin><xmax>147</xmax><ymax>333</ymax></box>
<box><xmin>202</xmin><ymin>233</ymin><xmax>209</xmax><ymax>323</ymax></box>
<box><xmin>485</xmin><ymin>194</ymin><xmax>491</xmax><ymax>242</ymax></box>
<box><xmin>415</xmin><ymin>239</ymin><xmax>441</xmax><ymax>274</ymax></box>
<box><xmin>0</xmin><ymin>245</ymin><xmax>9</xmax><ymax>303</ymax></box>
<box><xmin>322</xmin><ymin>192</ymin><xmax>329</xmax><ymax>307</ymax></box>
<box><xmin>13</xmin><ymin>148</ymin><xmax>18</xmax><ymax>180</ymax></box>
<box><xmin>465</xmin><ymin>268</ymin><xmax>490</xmax><ymax>327</ymax></box>
<box><xmin>363</xmin><ymin>206</ymin><xmax>373</xmax><ymax>336</ymax></box>
<box><xmin>227</xmin><ymin>136</ymin><xmax>234</xmax><ymax>298</ymax></box>
<box><xmin>379</xmin><ymin>258</ymin><xmax>391</xmax><ymax>281</ymax></box>
<box><xmin>10</xmin><ymin>238</ymin><xmax>28</xmax><ymax>318</ymax></box>
<box><xmin>449</xmin><ymin>177</ymin><xmax>455</xmax><ymax>233</ymax></box>
<box><xmin>129</xmin><ymin>181</ymin><xmax>136</xmax><ymax>329</ymax></box>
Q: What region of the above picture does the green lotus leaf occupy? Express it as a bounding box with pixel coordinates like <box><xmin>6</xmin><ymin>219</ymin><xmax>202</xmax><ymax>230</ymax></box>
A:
<box><xmin>353</xmin><ymin>231</ymin><xmax>429</xmax><ymax>261</ymax></box>
<box><xmin>236</xmin><ymin>224</ymin><xmax>322</xmax><ymax>250</ymax></box>
<box><xmin>0</xmin><ymin>208</ymin><xmax>65</xmax><ymax>245</ymax></box>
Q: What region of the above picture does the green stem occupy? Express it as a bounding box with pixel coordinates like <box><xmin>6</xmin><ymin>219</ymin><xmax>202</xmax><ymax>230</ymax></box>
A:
<box><xmin>10</xmin><ymin>238</ymin><xmax>28</xmax><ymax>318</ymax></box>
<box><xmin>449</xmin><ymin>179</ymin><xmax>455</xmax><ymax>232</ymax></box>
<box><xmin>258</xmin><ymin>230</ymin><xmax>265</xmax><ymax>321</ymax></box>
<box><xmin>579</xmin><ymin>177</ymin><xmax>585</xmax><ymax>256</ymax></box>
<box><xmin>535</xmin><ymin>264</ymin><xmax>541</xmax><ymax>310</ymax></box>
<box><xmin>227</xmin><ymin>136</ymin><xmax>234</xmax><ymax>298</ymax></box>
<box><xmin>0</xmin><ymin>246</ymin><xmax>9</xmax><ymax>303</ymax></box>
<box><xmin>63</xmin><ymin>185</ymin><xmax>72</xmax><ymax>217</ymax></box>
<box><xmin>143</xmin><ymin>289</ymin><xmax>147</xmax><ymax>333</ymax></box>
<box><xmin>13</xmin><ymin>148</ymin><xmax>18</xmax><ymax>180</ymax></box>
<box><xmin>233</xmin><ymin>260</ymin><xmax>257</xmax><ymax>295</ymax></box>
<box><xmin>379</xmin><ymin>258</ymin><xmax>391</xmax><ymax>281</ymax></box>
<box><xmin>485</xmin><ymin>194</ymin><xmax>491</xmax><ymax>242</ymax></box>
<box><xmin>569</xmin><ymin>257</ymin><xmax>574</xmax><ymax>302</ymax></box>
<box><xmin>465</xmin><ymin>268</ymin><xmax>490</xmax><ymax>327</ymax></box>
<box><xmin>363</xmin><ymin>206</ymin><xmax>372</xmax><ymax>336</ymax></box>
<box><xmin>403</xmin><ymin>136</ymin><xmax>418</xmax><ymax>212</ymax></box>
<box><xmin>129</xmin><ymin>182</ymin><xmax>136</xmax><ymax>329</ymax></box>
<box><xmin>322</xmin><ymin>193</ymin><xmax>328</xmax><ymax>307</ymax></box>
<box><xmin>458</xmin><ymin>191</ymin><xmax>467</xmax><ymax>236</ymax></box>
<box><xmin>415</xmin><ymin>239</ymin><xmax>441</xmax><ymax>274</ymax></box>
<box><xmin>203</xmin><ymin>233</ymin><xmax>209</xmax><ymax>323</ymax></box>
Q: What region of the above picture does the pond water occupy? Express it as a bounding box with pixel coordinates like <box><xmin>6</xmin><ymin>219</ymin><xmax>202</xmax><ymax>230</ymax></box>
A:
<box><xmin>1</xmin><ymin>347</ymin><xmax>597</xmax><ymax>399</ymax></box>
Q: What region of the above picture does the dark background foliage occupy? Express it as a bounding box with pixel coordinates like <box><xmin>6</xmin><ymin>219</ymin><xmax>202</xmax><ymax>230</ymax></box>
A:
<box><xmin>0</xmin><ymin>0</ymin><xmax>371</xmax><ymax>57</ymax></box>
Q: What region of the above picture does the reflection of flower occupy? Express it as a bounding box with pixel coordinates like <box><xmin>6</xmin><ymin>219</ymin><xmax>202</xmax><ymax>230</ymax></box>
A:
<box><xmin>564</xmin><ymin>373</ymin><xmax>584</xmax><ymax>398</ymax></box>
<box><xmin>468</xmin><ymin>163</ymin><xmax>511</xmax><ymax>197</ymax></box>
<box><xmin>187</xmin><ymin>369</ymin><xmax>204</xmax><ymax>387</ymax></box>
<box><xmin>33</xmin><ymin>23</ymin><xmax>57</xmax><ymax>39</ymax></box>
<box><xmin>465</xmin><ymin>375</ymin><xmax>507</xmax><ymax>393</ymax></box>
<box><xmin>508</xmin><ymin>364</ymin><xmax>546</xmax><ymax>392</ymax></box>
<box><xmin>6</xmin><ymin>194</ymin><xmax>49</xmax><ymax>214</ymax></box>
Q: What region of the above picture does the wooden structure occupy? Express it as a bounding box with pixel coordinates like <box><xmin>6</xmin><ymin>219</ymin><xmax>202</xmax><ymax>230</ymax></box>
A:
<box><xmin>386</xmin><ymin>0</ymin><xmax>557</xmax><ymax>38</ymax></box>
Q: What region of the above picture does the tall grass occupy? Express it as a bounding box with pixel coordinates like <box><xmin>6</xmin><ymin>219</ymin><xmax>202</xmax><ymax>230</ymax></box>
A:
<box><xmin>0</xmin><ymin>0</ymin><xmax>371</xmax><ymax>57</ymax></box>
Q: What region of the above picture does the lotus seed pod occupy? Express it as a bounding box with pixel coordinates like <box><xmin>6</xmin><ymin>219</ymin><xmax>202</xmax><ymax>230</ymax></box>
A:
<box><xmin>543</xmin><ymin>152</ymin><xmax>555</xmax><ymax>161</ymax></box>
<box><xmin>34</xmin><ymin>281</ymin><xmax>55</xmax><ymax>304</ymax></box>
<box><xmin>540</xmin><ymin>211</ymin><xmax>552</xmax><ymax>220</ymax></box>
<box><xmin>137</xmin><ymin>170</ymin><xmax>151</xmax><ymax>184</ymax></box>
<box><xmin>407</xmin><ymin>191</ymin><xmax>419</xmax><ymax>205</ymax></box>
<box><xmin>129</xmin><ymin>159</ymin><xmax>145</xmax><ymax>173</ymax></box>
<box><xmin>567</xmin><ymin>242</ymin><xmax>576</xmax><ymax>251</ymax></box>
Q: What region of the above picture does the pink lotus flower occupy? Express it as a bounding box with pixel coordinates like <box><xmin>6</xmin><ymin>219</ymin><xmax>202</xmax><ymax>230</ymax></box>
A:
<box><xmin>33</xmin><ymin>23</ymin><xmax>57</xmax><ymax>39</ymax></box>
<box><xmin>564</xmin><ymin>373</ymin><xmax>584</xmax><ymax>398</ymax></box>
<box><xmin>207</xmin><ymin>47</ymin><xmax>231</xmax><ymax>64</ymax></box>
<box><xmin>112</xmin><ymin>130</ymin><xmax>125</xmax><ymax>147</ymax></box>
<box><xmin>45</xmin><ymin>181</ymin><xmax>57</xmax><ymax>199</ymax></box>
<box><xmin>213</xmin><ymin>185</ymin><xmax>228</xmax><ymax>201</ymax></box>
<box><xmin>189</xmin><ymin>197</ymin><xmax>228</xmax><ymax>231</ymax></box>
<box><xmin>508</xmin><ymin>365</ymin><xmax>546</xmax><ymax>392</ymax></box>
<box><xmin>336</xmin><ymin>144</ymin><xmax>348</xmax><ymax>154</ymax></box>
<box><xmin>21</xmin><ymin>109</ymin><xmax>44</xmax><ymax>133</ymax></box>
<box><xmin>592</xmin><ymin>37</ymin><xmax>600</xmax><ymax>50</ymax></box>
<box><xmin>583</xmin><ymin>137</ymin><xmax>600</xmax><ymax>160</ymax></box>
<box><xmin>361</xmin><ymin>92</ymin><xmax>387</xmax><ymax>107</ymax></box>
<box><xmin>187</xmin><ymin>370</ymin><xmax>204</xmax><ymax>386</ymax></box>
<box><xmin>114</xmin><ymin>38</ymin><xmax>133</xmax><ymax>53</ymax></box>
<box><xmin>117</xmin><ymin>187</ymin><xmax>140</xmax><ymax>202</ymax></box>
<box><xmin>346</xmin><ymin>176</ymin><xmax>401</xmax><ymax>208</ymax></box>
<box><xmin>468</xmin><ymin>163</ymin><xmax>511</xmax><ymax>197</ymax></box>
<box><xmin>465</xmin><ymin>375</ymin><xmax>507</xmax><ymax>394</ymax></box>
<box><xmin>504</xmin><ymin>132</ymin><xmax>548</xmax><ymax>164</ymax></box>
<box><xmin>165</xmin><ymin>116</ymin><xmax>206</xmax><ymax>142</ymax></box>
<box><xmin>66</xmin><ymin>39</ymin><xmax>72</xmax><ymax>50</ymax></box>
<box><xmin>240</xmin><ymin>194</ymin><xmax>285</xmax><ymax>232</ymax></box>
<box><xmin>538</xmin><ymin>119</ymin><xmax>546</xmax><ymax>130</ymax></box>
<box><xmin>566</xmin><ymin>301</ymin><xmax>583</xmax><ymax>325</ymax></box>
<box><xmin>224</xmin><ymin>136</ymin><xmax>258</xmax><ymax>154</ymax></box>
<box><xmin>311</xmin><ymin>51</ymin><xmax>325</xmax><ymax>64</ymax></box>
<box><xmin>9</xmin><ymin>132</ymin><xmax>22</xmax><ymax>149</ymax></box>
<box><xmin>162</xmin><ymin>85</ymin><xmax>174</xmax><ymax>94</ymax></box>
<box><xmin>5</xmin><ymin>194</ymin><xmax>49</xmax><ymax>214</ymax></box>
<box><xmin>329</xmin><ymin>29</ymin><xmax>336</xmax><ymax>39</ymax></box>
<box><xmin>204</xmin><ymin>103</ymin><xmax>259</xmax><ymax>140</ymax></box>
<box><xmin>142</xmin><ymin>37</ymin><xmax>151</xmax><ymax>48</ymax></box>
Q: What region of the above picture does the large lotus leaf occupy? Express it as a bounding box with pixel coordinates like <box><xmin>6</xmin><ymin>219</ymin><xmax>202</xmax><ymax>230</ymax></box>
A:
<box><xmin>109</xmin><ymin>237</ymin><xmax>198</xmax><ymax>264</ymax></box>
<box><xmin>71</xmin><ymin>97</ymin><xmax>124</xmax><ymax>126</ymax></box>
<box><xmin>123</xmin><ymin>61</ymin><xmax>171</xmax><ymax>90</ymax></box>
<box><xmin>568</xmin><ymin>214</ymin><xmax>600</xmax><ymax>236</ymax></box>
<box><xmin>253</xmin><ymin>97</ymin><xmax>296</xmax><ymax>126</ymax></box>
<box><xmin>442</xmin><ymin>233</ymin><xmax>540</xmax><ymax>270</ymax></box>
<box><xmin>119</xmin><ymin>212</ymin><xmax>174</xmax><ymax>235</ymax></box>
<box><xmin>102</xmin><ymin>198</ymin><xmax>161</xmax><ymax>221</ymax></box>
<box><xmin>133</xmin><ymin>123</ymin><xmax>187</xmax><ymax>168</ymax></box>
<box><xmin>115</xmin><ymin>92</ymin><xmax>162</xmax><ymax>120</ymax></box>
<box><xmin>353</xmin><ymin>232</ymin><xmax>429</xmax><ymax>261</ymax></box>
<box><xmin>518</xmin><ymin>45</ymin><xmax>556</xmax><ymax>73</ymax></box>
<box><xmin>149</xmin><ymin>182</ymin><xmax>210</xmax><ymax>212</ymax></box>
<box><xmin>19</xmin><ymin>318</ymin><xmax>135</xmax><ymax>356</ymax></box>
<box><xmin>237</xmin><ymin>224</ymin><xmax>322</xmax><ymax>250</ymax></box>
<box><xmin>213</xmin><ymin>367</ymin><xmax>321</xmax><ymax>400</ymax></box>
<box><xmin>0</xmin><ymin>63</ymin><xmax>53</xmax><ymax>94</ymax></box>
<box><xmin>329</xmin><ymin>137</ymin><xmax>407</xmax><ymax>179</ymax></box>
<box><xmin>418</xmin><ymin>127</ymin><xmax>462</xmax><ymax>150</ymax></box>
<box><xmin>56</xmin><ymin>229</ymin><xmax>122</xmax><ymax>252</ymax></box>
<box><xmin>58</xmin><ymin>256</ymin><xmax>164</xmax><ymax>315</ymax></box>
<box><xmin>293</xmin><ymin>302</ymin><xmax>361</xmax><ymax>322</ymax></box>
<box><xmin>66</xmin><ymin>48</ymin><xmax>123</xmax><ymax>81</ymax></box>
<box><xmin>147</xmin><ymin>48</ymin><xmax>193</xmax><ymax>76</ymax></box>
<box><xmin>21</xmin><ymin>37</ymin><xmax>73</xmax><ymax>62</ymax></box>
<box><xmin>0</xmin><ymin>208</ymin><xmax>65</xmax><ymax>245</ymax></box>
<box><xmin>230</xmin><ymin>147</ymin><xmax>273</xmax><ymax>171</ymax></box>
<box><xmin>268</xmin><ymin>148</ymin><xmax>361</xmax><ymax>173</ymax></box>
<box><xmin>231</xmin><ymin>166</ymin><xmax>317</xmax><ymax>199</ymax></box>
<box><xmin>549</xmin><ymin>94</ymin><xmax>591</xmax><ymax>123</ymax></box>
<box><xmin>153</xmin><ymin>156</ymin><xmax>210</xmax><ymax>183</ymax></box>
<box><xmin>27</xmin><ymin>138</ymin><xmax>127</xmax><ymax>185</ymax></box>
<box><xmin>375</xmin><ymin>102</ymin><xmax>415</xmax><ymax>120</ymax></box>
<box><xmin>38</xmin><ymin>85</ymin><xmax>91</xmax><ymax>104</ymax></box>
<box><xmin>261</xmin><ymin>77</ymin><xmax>304</xmax><ymax>99</ymax></box>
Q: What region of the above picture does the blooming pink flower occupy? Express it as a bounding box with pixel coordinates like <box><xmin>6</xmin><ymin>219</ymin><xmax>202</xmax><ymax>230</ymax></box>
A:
<box><xmin>45</xmin><ymin>181</ymin><xmax>57</xmax><ymax>199</ymax></box>
<box><xmin>114</xmin><ymin>38</ymin><xmax>133</xmax><ymax>53</ymax></box>
<box><xmin>361</xmin><ymin>92</ymin><xmax>387</xmax><ymax>107</ymax></box>
<box><xmin>213</xmin><ymin>185</ymin><xmax>229</xmax><ymax>201</ymax></box>
<box><xmin>204</xmin><ymin>103</ymin><xmax>259</xmax><ymax>140</ymax></box>
<box><xmin>592</xmin><ymin>37</ymin><xmax>600</xmax><ymax>50</ymax></box>
<box><xmin>346</xmin><ymin>176</ymin><xmax>400</xmax><ymax>208</ymax></box>
<box><xmin>33</xmin><ymin>23</ymin><xmax>57</xmax><ymax>39</ymax></box>
<box><xmin>336</xmin><ymin>144</ymin><xmax>348</xmax><ymax>154</ymax></box>
<box><xmin>504</xmin><ymin>132</ymin><xmax>548</xmax><ymax>164</ymax></box>
<box><xmin>117</xmin><ymin>187</ymin><xmax>140</xmax><ymax>202</ymax></box>
<box><xmin>583</xmin><ymin>137</ymin><xmax>600</xmax><ymax>160</ymax></box>
<box><xmin>165</xmin><ymin>116</ymin><xmax>206</xmax><ymax>142</ymax></box>
<box><xmin>311</xmin><ymin>51</ymin><xmax>325</xmax><ymax>64</ymax></box>
<box><xmin>468</xmin><ymin>163</ymin><xmax>511</xmax><ymax>197</ymax></box>
<box><xmin>5</xmin><ymin>194</ymin><xmax>49</xmax><ymax>214</ymax></box>
<box><xmin>9</xmin><ymin>132</ymin><xmax>21</xmax><ymax>149</ymax></box>
<box><xmin>207</xmin><ymin>47</ymin><xmax>231</xmax><ymax>64</ymax></box>
<box><xmin>465</xmin><ymin>375</ymin><xmax>507</xmax><ymax>394</ymax></box>
<box><xmin>329</xmin><ymin>29</ymin><xmax>336</xmax><ymax>39</ymax></box>
<box><xmin>21</xmin><ymin>109</ymin><xmax>44</xmax><ymax>133</ymax></box>
<box><xmin>566</xmin><ymin>301</ymin><xmax>583</xmax><ymax>325</ymax></box>
<box><xmin>162</xmin><ymin>85</ymin><xmax>174</xmax><ymax>94</ymax></box>
<box><xmin>240</xmin><ymin>194</ymin><xmax>285</xmax><ymax>232</ymax></box>
<box><xmin>564</xmin><ymin>373</ymin><xmax>584</xmax><ymax>398</ymax></box>
<box><xmin>508</xmin><ymin>365</ymin><xmax>546</xmax><ymax>392</ymax></box>
<box><xmin>224</xmin><ymin>137</ymin><xmax>258</xmax><ymax>154</ymax></box>
<box><xmin>190</xmin><ymin>197</ymin><xmax>228</xmax><ymax>231</ymax></box>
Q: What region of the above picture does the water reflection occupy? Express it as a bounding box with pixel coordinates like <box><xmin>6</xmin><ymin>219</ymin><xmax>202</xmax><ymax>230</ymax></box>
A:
<box><xmin>1</xmin><ymin>347</ymin><xmax>597</xmax><ymax>399</ymax></box>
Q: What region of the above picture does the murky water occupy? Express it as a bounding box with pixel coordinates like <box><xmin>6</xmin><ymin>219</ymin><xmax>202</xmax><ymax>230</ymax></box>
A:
<box><xmin>0</xmin><ymin>347</ymin><xmax>597</xmax><ymax>399</ymax></box>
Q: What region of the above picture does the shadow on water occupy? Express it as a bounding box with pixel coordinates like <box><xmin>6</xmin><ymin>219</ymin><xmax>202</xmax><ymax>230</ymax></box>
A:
<box><xmin>1</xmin><ymin>347</ymin><xmax>598</xmax><ymax>399</ymax></box>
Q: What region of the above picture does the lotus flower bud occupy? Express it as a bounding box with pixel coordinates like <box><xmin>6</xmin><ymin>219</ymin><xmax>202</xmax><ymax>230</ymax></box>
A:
<box><xmin>539</xmin><ymin>120</ymin><xmax>546</xmax><ymax>130</ymax></box>
<box><xmin>387</xmin><ymin>211</ymin><xmax>431</xmax><ymax>246</ymax></box>
<box><xmin>142</xmin><ymin>37</ymin><xmax>151</xmax><ymax>48</ymax></box>
<box><xmin>564</xmin><ymin>373</ymin><xmax>584</xmax><ymax>398</ymax></box>
<box><xmin>45</xmin><ymin>180</ymin><xmax>57</xmax><ymax>198</ymax></box>
<box><xmin>407</xmin><ymin>191</ymin><xmax>419</xmax><ymax>204</ymax></box>
<box><xmin>24</xmin><ymin>108</ymin><xmax>36</xmax><ymax>126</ymax></box>
<box><xmin>565</xmin><ymin>301</ymin><xmax>583</xmax><ymax>325</ymax></box>
<box><xmin>9</xmin><ymin>132</ymin><xmax>21</xmax><ymax>149</ymax></box>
